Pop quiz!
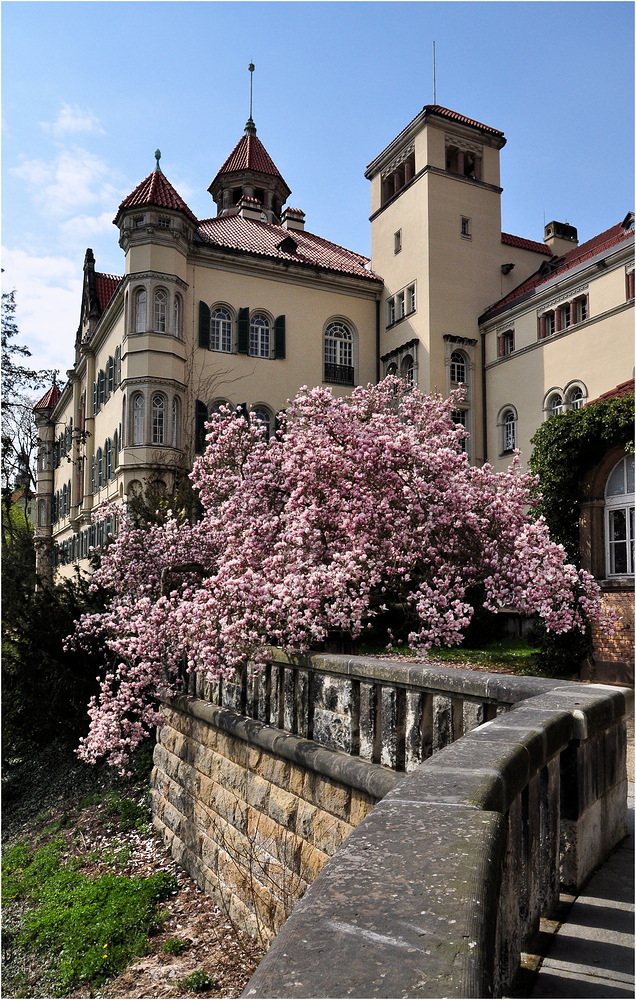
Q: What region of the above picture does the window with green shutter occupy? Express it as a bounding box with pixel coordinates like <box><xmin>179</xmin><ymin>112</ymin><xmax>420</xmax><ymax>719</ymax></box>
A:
<box><xmin>274</xmin><ymin>315</ymin><xmax>286</xmax><ymax>359</ymax></box>
<box><xmin>237</xmin><ymin>307</ymin><xmax>249</xmax><ymax>354</ymax></box>
<box><xmin>198</xmin><ymin>301</ymin><xmax>210</xmax><ymax>349</ymax></box>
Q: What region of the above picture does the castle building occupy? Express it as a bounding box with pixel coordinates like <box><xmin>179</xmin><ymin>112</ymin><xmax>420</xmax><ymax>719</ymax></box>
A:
<box><xmin>33</xmin><ymin>102</ymin><xmax>634</xmax><ymax>675</ymax></box>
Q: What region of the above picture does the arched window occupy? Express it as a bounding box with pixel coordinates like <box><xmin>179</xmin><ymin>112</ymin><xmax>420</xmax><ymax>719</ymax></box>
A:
<box><xmin>499</xmin><ymin>406</ymin><xmax>517</xmax><ymax>454</ymax></box>
<box><xmin>324</xmin><ymin>320</ymin><xmax>354</xmax><ymax>385</ymax></box>
<box><xmin>62</xmin><ymin>483</ymin><xmax>68</xmax><ymax>516</ymax></box>
<box><xmin>401</xmin><ymin>354</ymin><xmax>415</xmax><ymax>384</ymax></box>
<box><xmin>173</xmin><ymin>294</ymin><xmax>182</xmax><ymax>338</ymax></box>
<box><xmin>171</xmin><ymin>397</ymin><xmax>180</xmax><ymax>447</ymax></box>
<box><xmin>135</xmin><ymin>288</ymin><xmax>147</xmax><ymax>333</ymax></box>
<box><xmin>250</xmin><ymin>313</ymin><xmax>270</xmax><ymax>358</ymax></box>
<box><xmin>115</xmin><ymin>346</ymin><xmax>121</xmax><ymax>386</ymax></box>
<box><xmin>386</xmin><ymin>362</ymin><xmax>398</xmax><ymax>377</ymax></box>
<box><xmin>113</xmin><ymin>429</ymin><xmax>119</xmax><ymax>470</ymax></box>
<box><xmin>132</xmin><ymin>393</ymin><xmax>145</xmax><ymax>445</ymax></box>
<box><xmin>96</xmin><ymin>447</ymin><xmax>103</xmax><ymax>488</ymax></box>
<box><xmin>154</xmin><ymin>289</ymin><xmax>167</xmax><ymax>332</ymax></box>
<box><xmin>251</xmin><ymin>406</ymin><xmax>272</xmax><ymax>440</ymax></box>
<box><xmin>605</xmin><ymin>454</ymin><xmax>635</xmax><ymax>576</ymax></box>
<box><xmin>549</xmin><ymin>392</ymin><xmax>564</xmax><ymax>416</ymax></box>
<box><xmin>449</xmin><ymin>351</ymin><xmax>467</xmax><ymax>384</ymax></box>
<box><xmin>211</xmin><ymin>307</ymin><xmax>233</xmax><ymax>353</ymax></box>
<box><xmin>105</xmin><ymin>438</ymin><xmax>113</xmax><ymax>480</ymax></box>
<box><xmin>565</xmin><ymin>383</ymin><xmax>587</xmax><ymax>410</ymax></box>
<box><xmin>152</xmin><ymin>394</ymin><xmax>165</xmax><ymax>445</ymax></box>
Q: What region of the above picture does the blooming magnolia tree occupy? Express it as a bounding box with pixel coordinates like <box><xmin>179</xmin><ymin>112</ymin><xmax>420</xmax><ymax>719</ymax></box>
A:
<box><xmin>71</xmin><ymin>378</ymin><xmax>607</xmax><ymax>771</ymax></box>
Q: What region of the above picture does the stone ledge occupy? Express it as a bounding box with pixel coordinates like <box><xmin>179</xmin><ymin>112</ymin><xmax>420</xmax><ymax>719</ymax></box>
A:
<box><xmin>164</xmin><ymin>695</ymin><xmax>400</xmax><ymax>802</ymax></box>
<box><xmin>242</xmin><ymin>800</ymin><xmax>506</xmax><ymax>999</ymax></box>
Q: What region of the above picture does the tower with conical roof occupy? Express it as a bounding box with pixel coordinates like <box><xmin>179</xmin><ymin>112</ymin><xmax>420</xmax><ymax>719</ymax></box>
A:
<box><xmin>208</xmin><ymin>66</ymin><xmax>291</xmax><ymax>224</ymax></box>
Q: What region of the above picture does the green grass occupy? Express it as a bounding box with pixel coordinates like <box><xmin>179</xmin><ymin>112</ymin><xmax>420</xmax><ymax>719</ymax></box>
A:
<box><xmin>358</xmin><ymin>636</ymin><xmax>537</xmax><ymax>672</ymax></box>
<box><xmin>2</xmin><ymin>835</ymin><xmax>176</xmax><ymax>994</ymax></box>
<box><xmin>428</xmin><ymin>637</ymin><xmax>536</xmax><ymax>670</ymax></box>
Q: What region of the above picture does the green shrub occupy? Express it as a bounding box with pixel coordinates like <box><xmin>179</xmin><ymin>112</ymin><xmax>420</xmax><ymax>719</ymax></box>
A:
<box><xmin>162</xmin><ymin>935</ymin><xmax>190</xmax><ymax>955</ymax></box>
<box><xmin>106</xmin><ymin>792</ymin><xmax>148</xmax><ymax>831</ymax></box>
<box><xmin>182</xmin><ymin>968</ymin><xmax>216</xmax><ymax>992</ymax></box>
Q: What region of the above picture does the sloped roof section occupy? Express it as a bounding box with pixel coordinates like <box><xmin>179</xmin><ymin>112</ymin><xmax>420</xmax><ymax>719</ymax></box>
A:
<box><xmin>589</xmin><ymin>378</ymin><xmax>635</xmax><ymax>405</ymax></box>
<box><xmin>481</xmin><ymin>220</ymin><xmax>635</xmax><ymax>320</ymax></box>
<box><xmin>34</xmin><ymin>384</ymin><xmax>62</xmax><ymax>411</ymax></box>
<box><xmin>95</xmin><ymin>273</ymin><xmax>122</xmax><ymax>313</ymax></box>
<box><xmin>501</xmin><ymin>232</ymin><xmax>552</xmax><ymax>256</ymax></box>
<box><xmin>114</xmin><ymin>169</ymin><xmax>198</xmax><ymax>225</ymax></box>
<box><xmin>195</xmin><ymin>215</ymin><xmax>381</xmax><ymax>283</ymax></box>
<box><xmin>210</xmin><ymin>132</ymin><xmax>290</xmax><ymax>196</ymax></box>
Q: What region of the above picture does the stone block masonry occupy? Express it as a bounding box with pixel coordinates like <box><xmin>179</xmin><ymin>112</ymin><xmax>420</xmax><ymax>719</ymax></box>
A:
<box><xmin>150</xmin><ymin>695</ymin><xmax>398</xmax><ymax>945</ymax></box>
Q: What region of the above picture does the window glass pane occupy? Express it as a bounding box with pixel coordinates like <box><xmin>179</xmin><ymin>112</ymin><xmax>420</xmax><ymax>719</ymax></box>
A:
<box><xmin>212</xmin><ymin>309</ymin><xmax>232</xmax><ymax>352</ymax></box>
<box><xmin>152</xmin><ymin>395</ymin><xmax>165</xmax><ymax>444</ymax></box>
<box><xmin>627</xmin><ymin>454</ymin><xmax>635</xmax><ymax>494</ymax></box>
<box><xmin>606</xmin><ymin>460</ymin><xmax>627</xmax><ymax>497</ymax></box>
<box><xmin>250</xmin><ymin>315</ymin><xmax>270</xmax><ymax>358</ymax></box>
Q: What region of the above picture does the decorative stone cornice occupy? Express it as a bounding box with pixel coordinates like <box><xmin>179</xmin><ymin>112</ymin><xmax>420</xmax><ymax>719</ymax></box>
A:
<box><xmin>380</xmin><ymin>338</ymin><xmax>418</xmax><ymax>364</ymax></box>
<box><xmin>380</xmin><ymin>142</ymin><xmax>415</xmax><ymax>181</ymax></box>
<box><xmin>538</xmin><ymin>282</ymin><xmax>589</xmax><ymax>316</ymax></box>
<box><xmin>443</xmin><ymin>334</ymin><xmax>478</xmax><ymax>346</ymax></box>
<box><xmin>445</xmin><ymin>132</ymin><xmax>483</xmax><ymax>157</ymax></box>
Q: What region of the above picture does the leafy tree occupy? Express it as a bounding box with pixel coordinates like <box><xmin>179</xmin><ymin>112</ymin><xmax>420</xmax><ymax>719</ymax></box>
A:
<box><xmin>526</xmin><ymin>391</ymin><xmax>634</xmax><ymax>675</ymax></box>
<box><xmin>529</xmin><ymin>393</ymin><xmax>634</xmax><ymax>560</ymax></box>
<box><xmin>69</xmin><ymin>378</ymin><xmax>609</xmax><ymax>771</ymax></box>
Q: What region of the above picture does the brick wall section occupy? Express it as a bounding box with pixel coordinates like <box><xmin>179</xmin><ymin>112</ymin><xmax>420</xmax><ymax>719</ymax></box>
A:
<box><xmin>591</xmin><ymin>587</ymin><xmax>635</xmax><ymax>682</ymax></box>
<box><xmin>150</xmin><ymin>699</ymin><xmax>393</xmax><ymax>946</ymax></box>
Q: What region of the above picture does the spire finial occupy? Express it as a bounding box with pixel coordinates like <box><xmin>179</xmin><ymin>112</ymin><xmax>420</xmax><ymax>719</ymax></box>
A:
<box><xmin>244</xmin><ymin>63</ymin><xmax>257</xmax><ymax>136</ymax></box>
<box><xmin>154</xmin><ymin>149</ymin><xmax>162</xmax><ymax>172</ymax></box>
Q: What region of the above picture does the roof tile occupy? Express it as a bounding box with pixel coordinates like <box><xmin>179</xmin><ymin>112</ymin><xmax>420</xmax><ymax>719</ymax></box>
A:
<box><xmin>195</xmin><ymin>215</ymin><xmax>381</xmax><ymax>282</ymax></box>
<box><xmin>95</xmin><ymin>272</ymin><xmax>122</xmax><ymax>313</ymax></box>
<box><xmin>34</xmin><ymin>384</ymin><xmax>62</xmax><ymax>411</ymax></box>
<box><xmin>482</xmin><ymin>220</ymin><xmax>634</xmax><ymax>319</ymax></box>
<box><xmin>115</xmin><ymin>169</ymin><xmax>198</xmax><ymax>225</ymax></box>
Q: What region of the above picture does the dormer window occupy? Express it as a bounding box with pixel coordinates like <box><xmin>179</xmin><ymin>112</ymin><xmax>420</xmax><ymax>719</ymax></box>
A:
<box><xmin>277</xmin><ymin>235</ymin><xmax>298</xmax><ymax>255</ymax></box>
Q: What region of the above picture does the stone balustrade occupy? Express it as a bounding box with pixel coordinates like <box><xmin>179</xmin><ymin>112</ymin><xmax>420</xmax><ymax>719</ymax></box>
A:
<box><xmin>150</xmin><ymin>650</ymin><xmax>632</xmax><ymax>997</ymax></box>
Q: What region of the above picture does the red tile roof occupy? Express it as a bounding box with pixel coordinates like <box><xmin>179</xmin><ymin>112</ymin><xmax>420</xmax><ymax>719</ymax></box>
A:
<box><xmin>114</xmin><ymin>169</ymin><xmax>198</xmax><ymax>225</ymax></box>
<box><xmin>95</xmin><ymin>272</ymin><xmax>122</xmax><ymax>313</ymax></box>
<box><xmin>195</xmin><ymin>215</ymin><xmax>381</xmax><ymax>283</ymax></box>
<box><xmin>501</xmin><ymin>232</ymin><xmax>552</xmax><ymax>256</ymax></box>
<box><xmin>481</xmin><ymin>220</ymin><xmax>634</xmax><ymax>320</ymax></box>
<box><xmin>211</xmin><ymin>133</ymin><xmax>289</xmax><ymax>190</ymax></box>
<box><xmin>34</xmin><ymin>384</ymin><xmax>62</xmax><ymax>411</ymax></box>
<box><xmin>589</xmin><ymin>378</ymin><xmax>635</xmax><ymax>405</ymax></box>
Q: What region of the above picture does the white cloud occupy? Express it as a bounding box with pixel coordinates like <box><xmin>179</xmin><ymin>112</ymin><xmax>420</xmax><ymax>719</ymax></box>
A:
<box><xmin>41</xmin><ymin>103</ymin><xmax>105</xmax><ymax>138</ymax></box>
<box><xmin>1</xmin><ymin>247</ymin><xmax>83</xmax><ymax>377</ymax></box>
<box><xmin>11</xmin><ymin>146</ymin><xmax>120</xmax><ymax>218</ymax></box>
<box><xmin>60</xmin><ymin>211</ymin><xmax>117</xmax><ymax>244</ymax></box>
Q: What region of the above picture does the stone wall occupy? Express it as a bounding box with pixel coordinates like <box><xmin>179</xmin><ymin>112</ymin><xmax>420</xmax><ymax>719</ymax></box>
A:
<box><xmin>150</xmin><ymin>695</ymin><xmax>398</xmax><ymax>945</ymax></box>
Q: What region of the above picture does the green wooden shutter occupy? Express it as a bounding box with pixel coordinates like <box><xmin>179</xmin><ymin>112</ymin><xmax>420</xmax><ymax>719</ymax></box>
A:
<box><xmin>274</xmin><ymin>315</ymin><xmax>286</xmax><ymax>359</ymax></box>
<box><xmin>198</xmin><ymin>301</ymin><xmax>210</xmax><ymax>349</ymax></box>
<box><xmin>237</xmin><ymin>307</ymin><xmax>249</xmax><ymax>354</ymax></box>
<box><xmin>195</xmin><ymin>400</ymin><xmax>208</xmax><ymax>453</ymax></box>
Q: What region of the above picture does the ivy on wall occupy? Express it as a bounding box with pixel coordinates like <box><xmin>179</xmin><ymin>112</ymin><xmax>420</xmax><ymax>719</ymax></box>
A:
<box><xmin>529</xmin><ymin>393</ymin><xmax>635</xmax><ymax>563</ymax></box>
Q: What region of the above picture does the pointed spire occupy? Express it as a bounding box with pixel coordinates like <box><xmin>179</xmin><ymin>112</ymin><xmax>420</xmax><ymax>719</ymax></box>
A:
<box><xmin>245</xmin><ymin>63</ymin><xmax>256</xmax><ymax>136</ymax></box>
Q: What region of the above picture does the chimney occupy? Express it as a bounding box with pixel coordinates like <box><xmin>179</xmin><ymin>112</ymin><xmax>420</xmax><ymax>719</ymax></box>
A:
<box><xmin>281</xmin><ymin>207</ymin><xmax>305</xmax><ymax>232</ymax></box>
<box><xmin>237</xmin><ymin>195</ymin><xmax>264</xmax><ymax>221</ymax></box>
<box><xmin>544</xmin><ymin>221</ymin><xmax>578</xmax><ymax>255</ymax></box>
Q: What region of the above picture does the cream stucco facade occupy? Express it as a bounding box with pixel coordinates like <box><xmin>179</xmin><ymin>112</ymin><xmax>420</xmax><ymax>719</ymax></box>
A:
<box><xmin>34</xmin><ymin>105</ymin><xmax>634</xmax><ymax>585</ymax></box>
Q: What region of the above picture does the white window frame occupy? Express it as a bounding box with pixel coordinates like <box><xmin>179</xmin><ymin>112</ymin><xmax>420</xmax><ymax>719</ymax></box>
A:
<box><xmin>250</xmin><ymin>313</ymin><xmax>271</xmax><ymax>358</ymax></box>
<box><xmin>211</xmin><ymin>307</ymin><xmax>233</xmax><ymax>353</ymax></box>
<box><xmin>605</xmin><ymin>455</ymin><xmax>635</xmax><ymax>577</ymax></box>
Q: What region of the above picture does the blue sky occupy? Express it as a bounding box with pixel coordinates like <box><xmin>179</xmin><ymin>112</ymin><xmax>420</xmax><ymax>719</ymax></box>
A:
<box><xmin>2</xmin><ymin>1</ymin><xmax>633</xmax><ymax>378</ymax></box>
